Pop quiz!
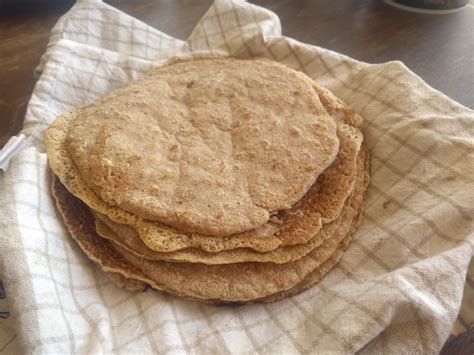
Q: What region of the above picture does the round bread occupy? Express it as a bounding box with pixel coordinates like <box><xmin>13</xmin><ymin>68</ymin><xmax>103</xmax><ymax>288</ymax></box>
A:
<box><xmin>65</xmin><ymin>58</ymin><xmax>340</xmax><ymax>236</ymax></box>
<box><xmin>50</xmin><ymin>140</ymin><xmax>369</xmax><ymax>302</ymax></box>
<box><xmin>45</xmin><ymin>79</ymin><xmax>362</xmax><ymax>253</ymax></box>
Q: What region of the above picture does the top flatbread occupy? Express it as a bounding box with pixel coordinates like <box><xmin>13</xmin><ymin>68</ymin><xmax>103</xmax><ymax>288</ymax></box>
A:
<box><xmin>64</xmin><ymin>58</ymin><xmax>339</xmax><ymax>236</ymax></box>
<box><xmin>45</xmin><ymin>71</ymin><xmax>363</xmax><ymax>253</ymax></box>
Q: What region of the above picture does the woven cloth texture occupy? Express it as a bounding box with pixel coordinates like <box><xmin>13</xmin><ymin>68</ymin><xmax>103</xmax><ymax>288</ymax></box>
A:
<box><xmin>0</xmin><ymin>0</ymin><xmax>473</xmax><ymax>353</ymax></box>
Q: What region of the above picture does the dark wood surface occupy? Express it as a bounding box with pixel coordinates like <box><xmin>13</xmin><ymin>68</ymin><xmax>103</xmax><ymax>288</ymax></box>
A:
<box><xmin>0</xmin><ymin>0</ymin><xmax>472</xmax><ymax>351</ymax></box>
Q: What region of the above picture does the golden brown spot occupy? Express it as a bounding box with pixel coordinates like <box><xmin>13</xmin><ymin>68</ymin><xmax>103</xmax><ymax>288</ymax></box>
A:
<box><xmin>289</xmin><ymin>127</ymin><xmax>301</xmax><ymax>136</ymax></box>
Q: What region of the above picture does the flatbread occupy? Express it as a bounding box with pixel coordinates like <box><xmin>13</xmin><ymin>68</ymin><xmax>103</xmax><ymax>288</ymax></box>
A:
<box><xmin>45</xmin><ymin>58</ymin><xmax>362</xmax><ymax>253</ymax></box>
<box><xmin>50</xmin><ymin>142</ymin><xmax>368</xmax><ymax>302</ymax></box>
<box><xmin>51</xmin><ymin>141</ymin><xmax>369</xmax><ymax>302</ymax></box>
<box><xmin>65</xmin><ymin>58</ymin><xmax>339</xmax><ymax>236</ymax></box>
<box><xmin>93</xmin><ymin>146</ymin><xmax>367</xmax><ymax>264</ymax></box>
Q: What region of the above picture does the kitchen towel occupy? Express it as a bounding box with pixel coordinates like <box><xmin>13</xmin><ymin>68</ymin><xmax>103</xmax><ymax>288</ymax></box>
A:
<box><xmin>0</xmin><ymin>0</ymin><xmax>473</xmax><ymax>353</ymax></box>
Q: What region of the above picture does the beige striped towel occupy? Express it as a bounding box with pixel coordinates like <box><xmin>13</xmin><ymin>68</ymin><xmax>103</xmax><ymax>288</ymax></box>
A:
<box><xmin>0</xmin><ymin>0</ymin><xmax>473</xmax><ymax>353</ymax></box>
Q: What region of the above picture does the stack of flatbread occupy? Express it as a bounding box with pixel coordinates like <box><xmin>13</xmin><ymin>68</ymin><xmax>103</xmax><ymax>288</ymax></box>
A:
<box><xmin>45</xmin><ymin>57</ymin><xmax>370</xmax><ymax>304</ymax></box>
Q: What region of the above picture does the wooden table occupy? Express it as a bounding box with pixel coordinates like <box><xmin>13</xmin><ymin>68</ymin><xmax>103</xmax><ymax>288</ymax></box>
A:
<box><xmin>0</xmin><ymin>0</ymin><xmax>472</xmax><ymax>352</ymax></box>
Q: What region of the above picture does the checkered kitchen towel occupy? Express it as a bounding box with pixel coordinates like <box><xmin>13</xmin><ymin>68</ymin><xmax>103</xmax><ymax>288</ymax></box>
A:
<box><xmin>1</xmin><ymin>0</ymin><xmax>473</xmax><ymax>353</ymax></box>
